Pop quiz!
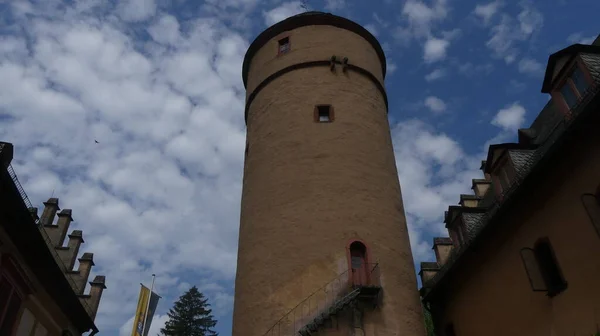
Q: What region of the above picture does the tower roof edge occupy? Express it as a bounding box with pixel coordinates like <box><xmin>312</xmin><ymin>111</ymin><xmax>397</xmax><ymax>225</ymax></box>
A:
<box><xmin>241</xmin><ymin>12</ymin><xmax>386</xmax><ymax>88</ymax></box>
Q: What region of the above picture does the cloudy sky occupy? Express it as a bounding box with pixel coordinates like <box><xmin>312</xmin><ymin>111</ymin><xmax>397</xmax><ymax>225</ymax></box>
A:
<box><xmin>0</xmin><ymin>0</ymin><xmax>598</xmax><ymax>335</ymax></box>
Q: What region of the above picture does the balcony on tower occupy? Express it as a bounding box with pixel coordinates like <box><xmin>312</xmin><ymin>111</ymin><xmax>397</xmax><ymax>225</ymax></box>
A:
<box><xmin>263</xmin><ymin>263</ymin><xmax>382</xmax><ymax>336</ymax></box>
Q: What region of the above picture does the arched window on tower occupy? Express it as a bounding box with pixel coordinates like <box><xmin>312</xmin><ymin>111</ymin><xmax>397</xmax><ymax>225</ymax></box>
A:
<box><xmin>349</xmin><ymin>241</ymin><xmax>369</xmax><ymax>287</ymax></box>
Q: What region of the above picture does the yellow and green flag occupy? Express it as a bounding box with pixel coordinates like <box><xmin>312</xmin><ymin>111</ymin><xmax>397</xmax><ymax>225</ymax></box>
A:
<box><xmin>131</xmin><ymin>284</ymin><xmax>150</xmax><ymax>336</ymax></box>
<box><xmin>131</xmin><ymin>284</ymin><xmax>160</xmax><ymax>336</ymax></box>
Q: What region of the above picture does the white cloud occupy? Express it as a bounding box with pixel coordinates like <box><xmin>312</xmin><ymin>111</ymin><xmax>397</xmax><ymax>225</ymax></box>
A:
<box><xmin>485</xmin><ymin>4</ymin><xmax>543</xmax><ymax>63</ymax></box>
<box><xmin>394</xmin><ymin>0</ymin><xmax>449</xmax><ymax>44</ymax></box>
<box><xmin>517</xmin><ymin>6</ymin><xmax>543</xmax><ymax>36</ymax></box>
<box><xmin>365</xmin><ymin>23</ymin><xmax>378</xmax><ymax>37</ymax></box>
<box><xmin>263</xmin><ymin>1</ymin><xmax>305</xmax><ymax>27</ymax></box>
<box><xmin>119</xmin><ymin>314</ymin><xmax>168</xmax><ymax>336</ymax></box>
<box><xmin>456</xmin><ymin>61</ymin><xmax>494</xmax><ymax>77</ymax></box>
<box><xmin>147</xmin><ymin>14</ymin><xmax>181</xmax><ymax>46</ymax></box>
<box><xmin>391</xmin><ymin>120</ymin><xmax>483</xmax><ymax>255</ymax></box>
<box><xmin>388</xmin><ymin>62</ymin><xmax>398</xmax><ymax>74</ymax></box>
<box><xmin>325</xmin><ymin>0</ymin><xmax>346</xmax><ymax>11</ymax></box>
<box><xmin>117</xmin><ymin>0</ymin><xmax>157</xmax><ymax>22</ymax></box>
<box><xmin>518</xmin><ymin>58</ymin><xmax>544</xmax><ymax>76</ymax></box>
<box><xmin>424</xmin><ymin>37</ymin><xmax>450</xmax><ymax>63</ymax></box>
<box><xmin>0</xmin><ymin>2</ymin><xmax>246</xmax><ymax>334</ymax></box>
<box><xmin>425</xmin><ymin>68</ymin><xmax>447</xmax><ymax>81</ymax></box>
<box><xmin>402</xmin><ymin>0</ymin><xmax>448</xmax><ymax>28</ymax></box>
<box><xmin>0</xmin><ymin>1</ymin><xmax>541</xmax><ymax>334</ymax></box>
<box><xmin>441</xmin><ymin>28</ymin><xmax>461</xmax><ymax>41</ymax></box>
<box><xmin>424</xmin><ymin>96</ymin><xmax>447</xmax><ymax>113</ymax></box>
<box><xmin>473</xmin><ymin>0</ymin><xmax>502</xmax><ymax>25</ymax></box>
<box><xmin>491</xmin><ymin>103</ymin><xmax>526</xmax><ymax>131</ymax></box>
<box><xmin>567</xmin><ymin>32</ymin><xmax>596</xmax><ymax>45</ymax></box>
<box><xmin>373</xmin><ymin>12</ymin><xmax>390</xmax><ymax>28</ymax></box>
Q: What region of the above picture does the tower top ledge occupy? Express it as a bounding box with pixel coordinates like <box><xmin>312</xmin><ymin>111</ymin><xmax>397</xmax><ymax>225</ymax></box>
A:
<box><xmin>241</xmin><ymin>11</ymin><xmax>387</xmax><ymax>88</ymax></box>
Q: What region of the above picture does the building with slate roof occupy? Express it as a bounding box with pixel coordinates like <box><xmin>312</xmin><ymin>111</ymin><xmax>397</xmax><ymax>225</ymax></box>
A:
<box><xmin>0</xmin><ymin>141</ymin><xmax>107</xmax><ymax>335</ymax></box>
<box><xmin>418</xmin><ymin>35</ymin><xmax>600</xmax><ymax>335</ymax></box>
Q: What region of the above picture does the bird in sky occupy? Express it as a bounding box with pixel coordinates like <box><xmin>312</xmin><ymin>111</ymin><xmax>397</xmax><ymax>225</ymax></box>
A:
<box><xmin>95</xmin><ymin>140</ymin><xmax>99</xmax><ymax>144</ymax></box>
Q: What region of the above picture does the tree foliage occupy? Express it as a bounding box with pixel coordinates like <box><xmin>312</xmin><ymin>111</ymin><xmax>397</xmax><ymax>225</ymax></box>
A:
<box><xmin>160</xmin><ymin>286</ymin><xmax>218</xmax><ymax>336</ymax></box>
<box><xmin>423</xmin><ymin>304</ymin><xmax>436</xmax><ymax>336</ymax></box>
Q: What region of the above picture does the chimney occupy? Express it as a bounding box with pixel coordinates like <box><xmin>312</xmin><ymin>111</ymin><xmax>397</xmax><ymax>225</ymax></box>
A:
<box><xmin>55</xmin><ymin>209</ymin><xmax>73</xmax><ymax>247</ymax></box>
<box><xmin>419</xmin><ymin>262</ymin><xmax>439</xmax><ymax>287</ymax></box>
<box><xmin>73</xmin><ymin>253</ymin><xmax>94</xmax><ymax>294</ymax></box>
<box><xmin>472</xmin><ymin>179</ymin><xmax>491</xmax><ymax>197</ymax></box>
<box><xmin>56</xmin><ymin>230</ymin><xmax>84</xmax><ymax>271</ymax></box>
<box><xmin>0</xmin><ymin>141</ymin><xmax>13</xmax><ymax>168</ymax></box>
<box><xmin>433</xmin><ymin>237</ymin><xmax>454</xmax><ymax>266</ymax></box>
<box><xmin>82</xmin><ymin>276</ymin><xmax>107</xmax><ymax>321</ymax></box>
<box><xmin>28</xmin><ymin>207</ymin><xmax>39</xmax><ymax>222</ymax></box>
<box><xmin>40</xmin><ymin>198</ymin><xmax>60</xmax><ymax>226</ymax></box>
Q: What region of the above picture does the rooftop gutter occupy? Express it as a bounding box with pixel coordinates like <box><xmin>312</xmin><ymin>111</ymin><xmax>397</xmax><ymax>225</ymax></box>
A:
<box><xmin>422</xmin><ymin>85</ymin><xmax>600</xmax><ymax>303</ymax></box>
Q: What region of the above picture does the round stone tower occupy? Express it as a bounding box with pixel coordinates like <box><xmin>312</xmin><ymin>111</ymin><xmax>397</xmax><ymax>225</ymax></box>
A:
<box><xmin>233</xmin><ymin>11</ymin><xmax>425</xmax><ymax>336</ymax></box>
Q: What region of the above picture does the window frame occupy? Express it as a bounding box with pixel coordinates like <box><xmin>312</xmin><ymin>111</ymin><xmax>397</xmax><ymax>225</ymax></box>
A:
<box><xmin>553</xmin><ymin>56</ymin><xmax>595</xmax><ymax>113</ymax></box>
<box><xmin>448</xmin><ymin>214</ymin><xmax>467</xmax><ymax>247</ymax></box>
<box><xmin>533</xmin><ymin>238</ymin><xmax>568</xmax><ymax>297</ymax></box>
<box><xmin>277</xmin><ymin>36</ymin><xmax>290</xmax><ymax>56</ymax></box>
<box><xmin>346</xmin><ymin>239</ymin><xmax>372</xmax><ymax>287</ymax></box>
<box><xmin>581</xmin><ymin>192</ymin><xmax>600</xmax><ymax>239</ymax></box>
<box><xmin>490</xmin><ymin>153</ymin><xmax>516</xmax><ymax>199</ymax></box>
<box><xmin>0</xmin><ymin>274</ymin><xmax>23</xmax><ymax>336</ymax></box>
<box><xmin>0</xmin><ymin>255</ymin><xmax>32</xmax><ymax>336</ymax></box>
<box><xmin>314</xmin><ymin>105</ymin><xmax>334</xmax><ymax>123</ymax></box>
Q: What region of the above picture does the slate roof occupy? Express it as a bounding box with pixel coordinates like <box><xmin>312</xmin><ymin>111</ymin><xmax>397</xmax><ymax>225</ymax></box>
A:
<box><xmin>420</xmin><ymin>37</ymin><xmax>600</xmax><ymax>304</ymax></box>
<box><xmin>542</xmin><ymin>44</ymin><xmax>600</xmax><ymax>92</ymax></box>
<box><xmin>422</xmin><ymin>76</ymin><xmax>600</xmax><ymax>303</ymax></box>
<box><xmin>581</xmin><ymin>53</ymin><xmax>600</xmax><ymax>81</ymax></box>
<box><xmin>529</xmin><ymin>100</ymin><xmax>562</xmax><ymax>145</ymax></box>
<box><xmin>462</xmin><ymin>213</ymin><xmax>486</xmax><ymax>241</ymax></box>
<box><xmin>508</xmin><ymin>150</ymin><xmax>538</xmax><ymax>179</ymax></box>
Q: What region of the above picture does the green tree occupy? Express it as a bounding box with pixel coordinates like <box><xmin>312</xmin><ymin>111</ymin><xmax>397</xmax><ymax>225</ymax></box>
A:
<box><xmin>423</xmin><ymin>304</ymin><xmax>436</xmax><ymax>336</ymax></box>
<box><xmin>160</xmin><ymin>286</ymin><xmax>218</xmax><ymax>336</ymax></box>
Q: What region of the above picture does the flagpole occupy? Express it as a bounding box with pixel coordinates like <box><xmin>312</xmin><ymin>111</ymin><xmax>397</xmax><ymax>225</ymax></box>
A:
<box><xmin>141</xmin><ymin>274</ymin><xmax>156</xmax><ymax>336</ymax></box>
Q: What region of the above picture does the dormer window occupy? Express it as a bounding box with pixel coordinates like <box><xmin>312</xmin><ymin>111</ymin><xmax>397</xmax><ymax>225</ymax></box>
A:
<box><xmin>448</xmin><ymin>215</ymin><xmax>467</xmax><ymax>247</ymax></box>
<box><xmin>558</xmin><ymin>64</ymin><xmax>592</xmax><ymax>110</ymax></box>
<box><xmin>571</xmin><ymin>66</ymin><xmax>589</xmax><ymax>95</ymax></box>
<box><xmin>495</xmin><ymin>166</ymin><xmax>511</xmax><ymax>192</ymax></box>
<box><xmin>278</xmin><ymin>37</ymin><xmax>290</xmax><ymax>55</ymax></box>
<box><xmin>560</xmin><ymin>81</ymin><xmax>578</xmax><ymax>109</ymax></box>
<box><xmin>491</xmin><ymin>156</ymin><xmax>516</xmax><ymax>198</ymax></box>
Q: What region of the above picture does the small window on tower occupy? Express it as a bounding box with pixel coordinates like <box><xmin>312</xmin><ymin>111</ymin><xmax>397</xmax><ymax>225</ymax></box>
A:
<box><xmin>278</xmin><ymin>37</ymin><xmax>290</xmax><ymax>55</ymax></box>
<box><xmin>315</xmin><ymin>105</ymin><xmax>334</xmax><ymax>123</ymax></box>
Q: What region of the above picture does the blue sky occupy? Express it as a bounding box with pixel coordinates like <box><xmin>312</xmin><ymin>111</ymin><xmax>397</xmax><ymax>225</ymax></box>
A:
<box><xmin>0</xmin><ymin>0</ymin><xmax>598</xmax><ymax>335</ymax></box>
